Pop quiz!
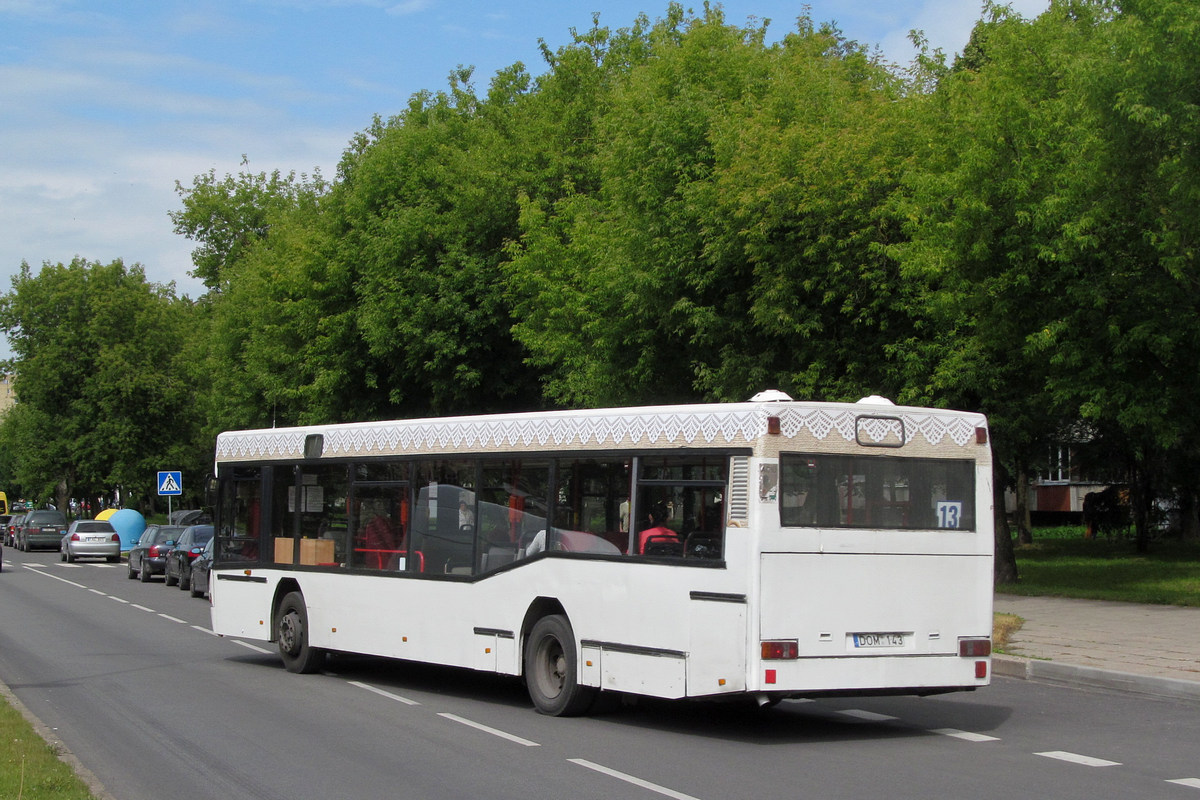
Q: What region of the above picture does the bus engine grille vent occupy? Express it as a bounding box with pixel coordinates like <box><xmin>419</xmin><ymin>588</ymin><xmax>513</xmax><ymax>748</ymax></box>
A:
<box><xmin>728</xmin><ymin>456</ymin><xmax>749</xmax><ymax>523</ymax></box>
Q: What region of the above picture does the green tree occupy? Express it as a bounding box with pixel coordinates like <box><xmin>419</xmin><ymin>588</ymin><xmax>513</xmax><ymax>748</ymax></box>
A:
<box><xmin>698</xmin><ymin>17</ymin><xmax>914</xmax><ymax>402</ymax></box>
<box><xmin>893</xmin><ymin>1</ymin><xmax>1106</xmax><ymax>579</ymax></box>
<box><xmin>1039</xmin><ymin>0</ymin><xmax>1200</xmax><ymax>550</ymax></box>
<box><xmin>506</xmin><ymin>7</ymin><xmax>911</xmax><ymax>408</ymax></box>
<box><xmin>506</xmin><ymin>4</ymin><xmax>772</xmax><ymax>406</ymax></box>
<box><xmin>170</xmin><ymin>161</ymin><xmax>322</xmax><ymax>293</ymax></box>
<box><xmin>0</xmin><ymin>259</ymin><xmax>196</xmax><ymax>511</ymax></box>
<box><xmin>334</xmin><ymin>61</ymin><xmax>570</xmax><ymax>416</ymax></box>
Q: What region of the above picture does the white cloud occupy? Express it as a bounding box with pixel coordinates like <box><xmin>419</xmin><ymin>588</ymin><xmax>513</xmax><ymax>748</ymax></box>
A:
<box><xmin>386</xmin><ymin>0</ymin><xmax>432</xmax><ymax>16</ymax></box>
<box><xmin>875</xmin><ymin>0</ymin><xmax>1050</xmax><ymax>63</ymax></box>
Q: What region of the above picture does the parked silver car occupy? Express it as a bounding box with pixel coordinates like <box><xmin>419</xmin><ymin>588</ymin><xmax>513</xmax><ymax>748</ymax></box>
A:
<box><xmin>60</xmin><ymin>519</ymin><xmax>121</xmax><ymax>563</ymax></box>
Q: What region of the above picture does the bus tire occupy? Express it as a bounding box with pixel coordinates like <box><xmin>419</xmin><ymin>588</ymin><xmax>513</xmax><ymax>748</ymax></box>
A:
<box><xmin>276</xmin><ymin>591</ymin><xmax>324</xmax><ymax>674</ymax></box>
<box><xmin>524</xmin><ymin>614</ymin><xmax>595</xmax><ymax>716</ymax></box>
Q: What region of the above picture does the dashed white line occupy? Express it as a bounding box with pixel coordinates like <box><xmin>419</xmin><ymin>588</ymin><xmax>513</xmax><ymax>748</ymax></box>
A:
<box><xmin>439</xmin><ymin>713</ymin><xmax>539</xmax><ymax>746</ymax></box>
<box><xmin>350</xmin><ymin>680</ymin><xmax>421</xmax><ymax>706</ymax></box>
<box><xmin>23</xmin><ymin>561</ymin><xmax>1194</xmax><ymax>794</ymax></box>
<box><xmin>1036</xmin><ymin>751</ymin><xmax>1121</xmax><ymax>767</ymax></box>
<box><xmin>931</xmin><ymin>728</ymin><xmax>999</xmax><ymax>743</ymax></box>
<box><xmin>569</xmin><ymin>758</ymin><xmax>702</xmax><ymax>800</ymax></box>
<box><xmin>838</xmin><ymin>709</ymin><xmax>898</xmax><ymax>722</ymax></box>
<box><xmin>23</xmin><ymin>565</ymin><xmax>85</xmax><ymax>588</ymax></box>
<box><xmin>1167</xmin><ymin>779</ymin><xmax>1200</xmax><ymax>789</ymax></box>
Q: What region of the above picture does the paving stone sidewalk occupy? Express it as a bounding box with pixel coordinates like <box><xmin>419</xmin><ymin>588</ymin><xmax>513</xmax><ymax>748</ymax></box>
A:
<box><xmin>992</xmin><ymin>593</ymin><xmax>1200</xmax><ymax>701</ymax></box>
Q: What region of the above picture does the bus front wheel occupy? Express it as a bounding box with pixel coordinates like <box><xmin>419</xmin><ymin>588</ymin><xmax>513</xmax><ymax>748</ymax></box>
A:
<box><xmin>525</xmin><ymin>614</ymin><xmax>595</xmax><ymax>716</ymax></box>
<box><xmin>276</xmin><ymin>591</ymin><xmax>325</xmax><ymax>674</ymax></box>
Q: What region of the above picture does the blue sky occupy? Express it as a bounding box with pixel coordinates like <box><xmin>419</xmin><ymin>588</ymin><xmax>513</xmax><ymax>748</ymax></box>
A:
<box><xmin>1</xmin><ymin>0</ymin><xmax>1049</xmax><ymax>316</ymax></box>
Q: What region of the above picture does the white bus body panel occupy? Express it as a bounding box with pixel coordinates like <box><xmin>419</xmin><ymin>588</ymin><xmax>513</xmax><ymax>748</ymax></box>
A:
<box><xmin>210</xmin><ymin>398</ymin><xmax>994</xmax><ymax>704</ymax></box>
<box><xmin>754</xmin><ymin>551</ymin><xmax>992</xmax><ymax>692</ymax></box>
<box><xmin>211</xmin><ymin>555</ymin><xmax>753</xmax><ymax>699</ymax></box>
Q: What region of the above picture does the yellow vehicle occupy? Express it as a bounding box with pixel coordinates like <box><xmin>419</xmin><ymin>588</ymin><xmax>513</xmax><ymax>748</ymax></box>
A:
<box><xmin>0</xmin><ymin>492</ymin><xmax>8</xmax><ymax>516</ymax></box>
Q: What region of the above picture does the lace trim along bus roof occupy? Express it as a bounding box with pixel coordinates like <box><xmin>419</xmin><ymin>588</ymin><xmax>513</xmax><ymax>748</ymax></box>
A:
<box><xmin>214</xmin><ymin>403</ymin><xmax>985</xmax><ymax>462</ymax></box>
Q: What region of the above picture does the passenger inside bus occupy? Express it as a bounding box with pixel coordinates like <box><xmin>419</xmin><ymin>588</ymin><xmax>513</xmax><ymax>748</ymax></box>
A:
<box><xmin>637</xmin><ymin>504</ymin><xmax>681</xmax><ymax>555</ymax></box>
<box><xmin>358</xmin><ymin>500</ymin><xmax>402</xmax><ymax>569</ymax></box>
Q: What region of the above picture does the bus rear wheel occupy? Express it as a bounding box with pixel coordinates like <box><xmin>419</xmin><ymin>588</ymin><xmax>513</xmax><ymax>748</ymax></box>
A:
<box><xmin>525</xmin><ymin>614</ymin><xmax>595</xmax><ymax>716</ymax></box>
<box><xmin>276</xmin><ymin>591</ymin><xmax>325</xmax><ymax>674</ymax></box>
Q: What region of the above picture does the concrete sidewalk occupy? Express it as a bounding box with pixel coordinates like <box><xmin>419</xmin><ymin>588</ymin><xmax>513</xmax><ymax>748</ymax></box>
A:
<box><xmin>991</xmin><ymin>593</ymin><xmax>1200</xmax><ymax>702</ymax></box>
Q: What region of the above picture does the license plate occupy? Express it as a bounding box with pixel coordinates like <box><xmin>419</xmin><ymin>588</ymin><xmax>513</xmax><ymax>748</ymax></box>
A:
<box><xmin>852</xmin><ymin>633</ymin><xmax>906</xmax><ymax>648</ymax></box>
<box><xmin>85</xmin><ymin>535</ymin><xmax>105</xmax><ymax>542</ymax></box>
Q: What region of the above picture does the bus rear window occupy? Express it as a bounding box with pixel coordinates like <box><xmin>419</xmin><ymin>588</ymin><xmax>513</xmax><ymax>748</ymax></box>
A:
<box><xmin>780</xmin><ymin>453</ymin><xmax>976</xmax><ymax>531</ymax></box>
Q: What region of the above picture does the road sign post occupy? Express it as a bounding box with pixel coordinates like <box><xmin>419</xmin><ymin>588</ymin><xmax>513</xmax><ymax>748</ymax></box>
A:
<box><xmin>157</xmin><ymin>471</ymin><xmax>182</xmax><ymax>523</ymax></box>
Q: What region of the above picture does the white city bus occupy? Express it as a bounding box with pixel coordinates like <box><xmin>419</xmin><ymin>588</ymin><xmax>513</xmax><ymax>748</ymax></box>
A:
<box><xmin>208</xmin><ymin>391</ymin><xmax>994</xmax><ymax>715</ymax></box>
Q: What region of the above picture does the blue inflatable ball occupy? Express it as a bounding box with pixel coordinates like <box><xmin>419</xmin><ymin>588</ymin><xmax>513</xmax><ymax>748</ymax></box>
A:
<box><xmin>108</xmin><ymin>508</ymin><xmax>147</xmax><ymax>551</ymax></box>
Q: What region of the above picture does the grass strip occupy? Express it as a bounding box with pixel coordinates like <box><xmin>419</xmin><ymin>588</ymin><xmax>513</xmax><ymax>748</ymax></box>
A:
<box><xmin>0</xmin><ymin>684</ymin><xmax>98</xmax><ymax>800</ymax></box>
<box><xmin>1000</xmin><ymin>528</ymin><xmax>1200</xmax><ymax>606</ymax></box>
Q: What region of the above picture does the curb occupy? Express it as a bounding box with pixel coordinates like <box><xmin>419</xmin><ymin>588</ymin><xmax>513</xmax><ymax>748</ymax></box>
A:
<box><xmin>0</xmin><ymin>678</ymin><xmax>118</xmax><ymax>800</ymax></box>
<box><xmin>993</xmin><ymin>654</ymin><xmax>1200</xmax><ymax>703</ymax></box>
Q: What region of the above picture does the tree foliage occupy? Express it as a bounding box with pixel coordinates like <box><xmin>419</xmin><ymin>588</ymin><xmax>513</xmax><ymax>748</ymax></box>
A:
<box><xmin>3</xmin><ymin>0</ymin><xmax>1200</xmax><ymax>574</ymax></box>
<box><xmin>0</xmin><ymin>259</ymin><xmax>196</xmax><ymax>509</ymax></box>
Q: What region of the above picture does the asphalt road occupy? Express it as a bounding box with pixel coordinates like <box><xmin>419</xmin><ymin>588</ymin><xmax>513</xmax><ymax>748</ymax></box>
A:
<box><xmin>2</xmin><ymin>547</ymin><xmax>1198</xmax><ymax>800</ymax></box>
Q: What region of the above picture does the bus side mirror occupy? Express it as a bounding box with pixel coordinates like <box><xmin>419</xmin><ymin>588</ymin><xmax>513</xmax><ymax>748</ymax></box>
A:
<box><xmin>204</xmin><ymin>474</ymin><xmax>218</xmax><ymax>508</ymax></box>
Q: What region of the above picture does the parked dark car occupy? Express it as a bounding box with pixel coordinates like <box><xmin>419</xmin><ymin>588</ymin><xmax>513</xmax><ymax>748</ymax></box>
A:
<box><xmin>127</xmin><ymin>525</ymin><xmax>186</xmax><ymax>582</ymax></box>
<box><xmin>164</xmin><ymin>525</ymin><xmax>213</xmax><ymax>590</ymax></box>
<box><xmin>4</xmin><ymin>513</ymin><xmax>23</xmax><ymax>547</ymax></box>
<box><xmin>60</xmin><ymin>519</ymin><xmax>121</xmax><ymax>563</ymax></box>
<box><xmin>0</xmin><ymin>515</ymin><xmax>10</xmax><ymax>545</ymax></box>
<box><xmin>188</xmin><ymin>536</ymin><xmax>214</xmax><ymax>598</ymax></box>
<box><xmin>17</xmin><ymin>510</ymin><xmax>68</xmax><ymax>551</ymax></box>
<box><xmin>170</xmin><ymin>509</ymin><xmax>211</xmax><ymax>526</ymax></box>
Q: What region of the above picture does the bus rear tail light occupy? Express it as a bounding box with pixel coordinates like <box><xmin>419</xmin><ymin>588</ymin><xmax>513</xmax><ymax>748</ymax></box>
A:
<box><xmin>761</xmin><ymin>640</ymin><xmax>798</xmax><ymax>660</ymax></box>
<box><xmin>959</xmin><ymin>638</ymin><xmax>991</xmax><ymax>658</ymax></box>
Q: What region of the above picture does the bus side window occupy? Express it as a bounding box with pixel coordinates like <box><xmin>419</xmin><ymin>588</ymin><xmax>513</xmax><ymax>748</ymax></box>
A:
<box><xmin>551</xmin><ymin>458</ymin><xmax>630</xmax><ymax>555</ymax></box>
<box><xmin>480</xmin><ymin>459</ymin><xmax>549</xmax><ymax>571</ymax></box>
<box><xmin>634</xmin><ymin>455</ymin><xmax>727</xmax><ymax>560</ymax></box>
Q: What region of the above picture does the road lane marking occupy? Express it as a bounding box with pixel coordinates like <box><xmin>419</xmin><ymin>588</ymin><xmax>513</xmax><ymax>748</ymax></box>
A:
<box><xmin>23</xmin><ymin>565</ymin><xmax>85</xmax><ymax>588</ymax></box>
<box><xmin>1167</xmin><ymin>779</ymin><xmax>1200</xmax><ymax>789</ymax></box>
<box><xmin>438</xmin><ymin>713</ymin><xmax>539</xmax><ymax>746</ymax></box>
<box><xmin>569</xmin><ymin>758</ymin><xmax>702</xmax><ymax>800</ymax></box>
<box><xmin>838</xmin><ymin>709</ymin><xmax>898</xmax><ymax>722</ymax></box>
<box><xmin>350</xmin><ymin>680</ymin><xmax>421</xmax><ymax>706</ymax></box>
<box><xmin>930</xmin><ymin>728</ymin><xmax>1000</xmax><ymax>742</ymax></box>
<box><xmin>131</xmin><ymin>604</ymin><xmax>156</xmax><ymax>613</ymax></box>
<box><xmin>1036</xmin><ymin>751</ymin><xmax>1121</xmax><ymax>767</ymax></box>
<box><xmin>193</xmin><ymin>626</ymin><xmax>218</xmax><ymax>636</ymax></box>
<box><xmin>88</xmin><ymin>588</ymin><xmax>106</xmax><ymax>596</ymax></box>
<box><xmin>157</xmin><ymin>613</ymin><xmax>187</xmax><ymax>624</ymax></box>
<box><xmin>231</xmin><ymin>640</ymin><xmax>272</xmax><ymax>654</ymax></box>
<box><xmin>107</xmin><ymin>596</ymin><xmax>130</xmax><ymax>604</ymax></box>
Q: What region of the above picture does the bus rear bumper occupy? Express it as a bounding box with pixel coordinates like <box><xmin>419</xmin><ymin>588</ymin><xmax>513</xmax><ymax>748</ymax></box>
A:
<box><xmin>745</xmin><ymin>654</ymin><xmax>991</xmax><ymax>697</ymax></box>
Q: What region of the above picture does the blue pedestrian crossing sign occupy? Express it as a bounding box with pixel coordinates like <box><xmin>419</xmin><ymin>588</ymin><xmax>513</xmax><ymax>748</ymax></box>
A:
<box><xmin>157</xmin><ymin>471</ymin><xmax>183</xmax><ymax>496</ymax></box>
